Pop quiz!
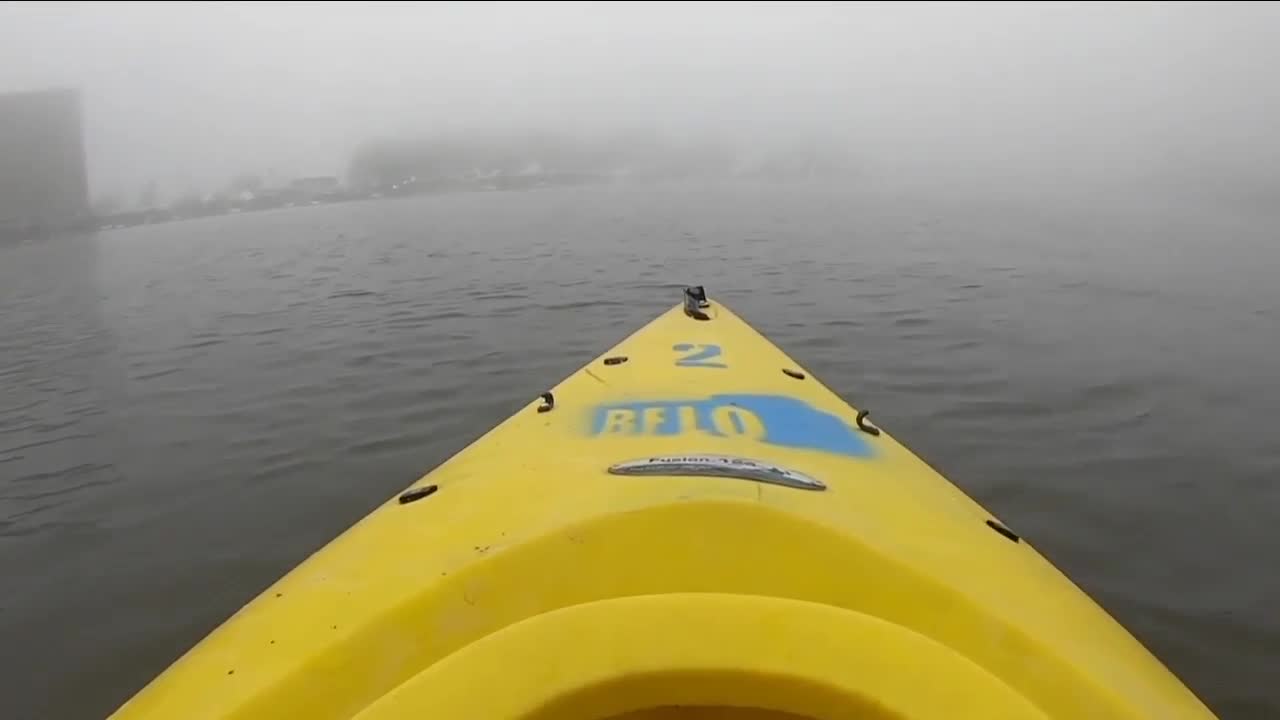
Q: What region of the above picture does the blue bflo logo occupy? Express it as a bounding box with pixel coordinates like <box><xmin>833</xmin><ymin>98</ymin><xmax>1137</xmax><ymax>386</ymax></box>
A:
<box><xmin>590</xmin><ymin>394</ymin><xmax>874</xmax><ymax>458</ymax></box>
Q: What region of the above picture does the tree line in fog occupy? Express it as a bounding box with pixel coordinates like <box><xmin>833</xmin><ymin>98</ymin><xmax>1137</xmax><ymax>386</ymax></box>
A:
<box><xmin>345</xmin><ymin>131</ymin><xmax>857</xmax><ymax>190</ymax></box>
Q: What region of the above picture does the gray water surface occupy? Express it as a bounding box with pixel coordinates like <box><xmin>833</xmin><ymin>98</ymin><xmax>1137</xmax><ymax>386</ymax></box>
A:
<box><xmin>2</xmin><ymin>184</ymin><xmax>1277</xmax><ymax>718</ymax></box>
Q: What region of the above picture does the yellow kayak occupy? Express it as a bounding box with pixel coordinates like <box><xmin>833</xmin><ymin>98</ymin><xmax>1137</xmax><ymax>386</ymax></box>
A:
<box><xmin>111</xmin><ymin>288</ymin><xmax>1218</xmax><ymax>719</ymax></box>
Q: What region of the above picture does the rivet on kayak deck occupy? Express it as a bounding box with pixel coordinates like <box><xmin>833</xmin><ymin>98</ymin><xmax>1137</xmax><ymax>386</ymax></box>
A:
<box><xmin>782</xmin><ymin>368</ymin><xmax>805</xmax><ymax>379</ymax></box>
<box><xmin>603</xmin><ymin>356</ymin><xmax>628</xmax><ymax>365</ymax></box>
<box><xmin>986</xmin><ymin>520</ymin><xmax>1021</xmax><ymax>543</ymax></box>
<box><xmin>398</xmin><ymin>485</ymin><xmax>438</xmax><ymax>504</ymax></box>
<box><xmin>537</xmin><ymin>391</ymin><xmax>555</xmax><ymax>412</ymax></box>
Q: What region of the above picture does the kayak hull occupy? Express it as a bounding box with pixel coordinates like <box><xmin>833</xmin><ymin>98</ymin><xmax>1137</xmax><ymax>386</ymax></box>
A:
<box><xmin>110</xmin><ymin>292</ymin><xmax>1217</xmax><ymax>719</ymax></box>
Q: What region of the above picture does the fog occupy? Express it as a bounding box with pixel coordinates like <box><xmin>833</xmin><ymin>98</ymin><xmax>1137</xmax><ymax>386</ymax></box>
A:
<box><xmin>3</xmin><ymin>1</ymin><xmax>1279</xmax><ymax>201</ymax></box>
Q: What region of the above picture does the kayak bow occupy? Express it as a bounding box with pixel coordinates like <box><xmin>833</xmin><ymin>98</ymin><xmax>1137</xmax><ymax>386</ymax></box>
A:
<box><xmin>111</xmin><ymin>287</ymin><xmax>1217</xmax><ymax>719</ymax></box>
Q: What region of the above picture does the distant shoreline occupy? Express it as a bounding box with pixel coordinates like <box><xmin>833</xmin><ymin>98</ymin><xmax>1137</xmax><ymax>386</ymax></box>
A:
<box><xmin>87</xmin><ymin>172</ymin><xmax>609</xmax><ymax>235</ymax></box>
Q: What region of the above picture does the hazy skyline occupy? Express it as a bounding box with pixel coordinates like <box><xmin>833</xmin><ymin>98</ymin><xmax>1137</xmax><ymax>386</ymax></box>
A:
<box><xmin>3</xmin><ymin>1</ymin><xmax>1279</xmax><ymax>199</ymax></box>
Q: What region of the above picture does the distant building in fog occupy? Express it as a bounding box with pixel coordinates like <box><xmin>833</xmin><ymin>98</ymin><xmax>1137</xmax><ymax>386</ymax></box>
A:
<box><xmin>0</xmin><ymin>88</ymin><xmax>90</xmax><ymax>239</ymax></box>
<box><xmin>289</xmin><ymin>176</ymin><xmax>339</xmax><ymax>197</ymax></box>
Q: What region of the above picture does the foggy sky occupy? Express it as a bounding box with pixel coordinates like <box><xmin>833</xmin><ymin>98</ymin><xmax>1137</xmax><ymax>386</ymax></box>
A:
<box><xmin>2</xmin><ymin>1</ymin><xmax>1279</xmax><ymax>200</ymax></box>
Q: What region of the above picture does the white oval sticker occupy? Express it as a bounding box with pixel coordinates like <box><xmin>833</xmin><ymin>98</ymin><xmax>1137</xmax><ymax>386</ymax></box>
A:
<box><xmin>607</xmin><ymin>454</ymin><xmax>825</xmax><ymax>491</ymax></box>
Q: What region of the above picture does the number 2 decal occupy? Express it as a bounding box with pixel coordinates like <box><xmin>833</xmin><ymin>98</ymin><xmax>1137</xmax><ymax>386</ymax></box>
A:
<box><xmin>674</xmin><ymin>343</ymin><xmax>727</xmax><ymax>368</ymax></box>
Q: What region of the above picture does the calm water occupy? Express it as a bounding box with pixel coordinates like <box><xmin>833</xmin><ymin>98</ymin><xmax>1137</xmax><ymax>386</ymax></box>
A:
<box><xmin>2</xmin><ymin>183</ymin><xmax>1277</xmax><ymax>718</ymax></box>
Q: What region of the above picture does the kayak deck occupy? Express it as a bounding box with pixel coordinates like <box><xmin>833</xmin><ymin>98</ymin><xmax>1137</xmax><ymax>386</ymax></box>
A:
<box><xmin>110</xmin><ymin>288</ymin><xmax>1217</xmax><ymax>719</ymax></box>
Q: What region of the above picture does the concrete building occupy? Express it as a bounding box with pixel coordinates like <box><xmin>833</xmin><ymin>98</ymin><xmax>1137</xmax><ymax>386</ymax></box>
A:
<box><xmin>0</xmin><ymin>88</ymin><xmax>90</xmax><ymax>239</ymax></box>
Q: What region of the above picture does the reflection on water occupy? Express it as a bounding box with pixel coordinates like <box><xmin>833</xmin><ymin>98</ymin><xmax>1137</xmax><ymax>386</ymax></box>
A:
<box><xmin>2</xmin><ymin>184</ymin><xmax>1277</xmax><ymax>718</ymax></box>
